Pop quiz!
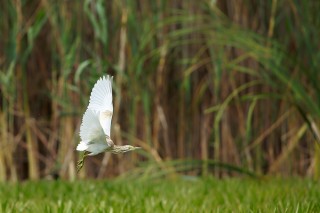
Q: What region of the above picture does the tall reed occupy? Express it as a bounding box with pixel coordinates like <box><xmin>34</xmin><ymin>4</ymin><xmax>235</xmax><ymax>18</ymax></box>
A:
<box><xmin>0</xmin><ymin>0</ymin><xmax>319</xmax><ymax>180</ymax></box>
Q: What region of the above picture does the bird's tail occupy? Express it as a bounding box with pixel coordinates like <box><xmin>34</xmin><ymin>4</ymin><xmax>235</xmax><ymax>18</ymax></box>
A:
<box><xmin>76</xmin><ymin>142</ymin><xmax>88</xmax><ymax>151</ymax></box>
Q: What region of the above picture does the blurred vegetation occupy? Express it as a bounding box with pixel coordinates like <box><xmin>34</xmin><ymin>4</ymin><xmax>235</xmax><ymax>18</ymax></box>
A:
<box><xmin>0</xmin><ymin>0</ymin><xmax>320</xmax><ymax>181</ymax></box>
<box><xmin>0</xmin><ymin>178</ymin><xmax>319</xmax><ymax>212</ymax></box>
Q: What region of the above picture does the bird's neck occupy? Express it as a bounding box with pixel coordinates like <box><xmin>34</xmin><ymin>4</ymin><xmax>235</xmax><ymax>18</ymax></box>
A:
<box><xmin>110</xmin><ymin>145</ymin><xmax>127</xmax><ymax>154</ymax></box>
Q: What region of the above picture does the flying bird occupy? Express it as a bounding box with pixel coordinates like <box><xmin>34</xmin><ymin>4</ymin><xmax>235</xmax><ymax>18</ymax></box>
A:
<box><xmin>76</xmin><ymin>75</ymin><xmax>140</xmax><ymax>172</ymax></box>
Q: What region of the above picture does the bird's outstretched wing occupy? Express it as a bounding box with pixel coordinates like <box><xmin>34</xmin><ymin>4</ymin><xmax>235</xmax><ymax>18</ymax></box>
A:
<box><xmin>88</xmin><ymin>76</ymin><xmax>113</xmax><ymax>112</ymax></box>
<box><xmin>88</xmin><ymin>76</ymin><xmax>113</xmax><ymax>137</ymax></box>
<box><xmin>77</xmin><ymin>109</ymin><xmax>105</xmax><ymax>151</ymax></box>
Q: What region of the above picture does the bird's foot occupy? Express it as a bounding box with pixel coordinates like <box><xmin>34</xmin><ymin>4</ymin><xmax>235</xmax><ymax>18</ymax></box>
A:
<box><xmin>77</xmin><ymin>152</ymin><xmax>88</xmax><ymax>172</ymax></box>
<box><xmin>77</xmin><ymin>159</ymin><xmax>84</xmax><ymax>172</ymax></box>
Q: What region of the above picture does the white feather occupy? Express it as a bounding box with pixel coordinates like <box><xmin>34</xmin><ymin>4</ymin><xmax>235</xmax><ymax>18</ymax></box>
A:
<box><xmin>86</xmin><ymin>144</ymin><xmax>110</xmax><ymax>156</ymax></box>
<box><xmin>79</xmin><ymin>109</ymin><xmax>104</xmax><ymax>143</ymax></box>
<box><xmin>99</xmin><ymin>111</ymin><xmax>112</xmax><ymax>137</ymax></box>
<box><xmin>76</xmin><ymin>142</ymin><xmax>88</xmax><ymax>151</ymax></box>
<box><xmin>78</xmin><ymin>109</ymin><xmax>110</xmax><ymax>155</ymax></box>
<box><xmin>88</xmin><ymin>76</ymin><xmax>113</xmax><ymax>113</ymax></box>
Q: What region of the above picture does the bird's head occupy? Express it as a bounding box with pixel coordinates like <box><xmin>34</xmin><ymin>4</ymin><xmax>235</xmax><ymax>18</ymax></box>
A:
<box><xmin>122</xmin><ymin>145</ymin><xmax>141</xmax><ymax>152</ymax></box>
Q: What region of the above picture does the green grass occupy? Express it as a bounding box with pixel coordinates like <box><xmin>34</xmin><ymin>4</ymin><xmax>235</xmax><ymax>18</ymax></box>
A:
<box><xmin>0</xmin><ymin>178</ymin><xmax>319</xmax><ymax>212</ymax></box>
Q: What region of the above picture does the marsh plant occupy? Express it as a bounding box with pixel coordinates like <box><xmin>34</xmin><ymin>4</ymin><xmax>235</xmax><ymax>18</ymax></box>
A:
<box><xmin>0</xmin><ymin>0</ymin><xmax>319</xmax><ymax>180</ymax></box>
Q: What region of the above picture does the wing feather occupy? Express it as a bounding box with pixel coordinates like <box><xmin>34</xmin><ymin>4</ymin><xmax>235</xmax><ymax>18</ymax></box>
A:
<box><xmin>88</xmin><ymin>76</ymin><xmax>113</xmax><ymax>112</ymax></box>
<box><xmin>78</xmin><ymin>109</ymin><xmax>104</xmax><ymax>145</ymax></box>
<box><xmin>87</xmin><ymin>75</ymin><xmax>113</xmax><ymax>137</ymax></box>
<box><xmin>99</xmin><ymin>110</ymin><xmax>112</xmax><ymax>137</ymax></box>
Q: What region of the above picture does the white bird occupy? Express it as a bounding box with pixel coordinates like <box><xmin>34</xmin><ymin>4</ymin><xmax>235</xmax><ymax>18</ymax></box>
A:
<box><xmin>76</xmin><ymin>75</ymin><xmax>140</xmax><ymax>172</ymax></box>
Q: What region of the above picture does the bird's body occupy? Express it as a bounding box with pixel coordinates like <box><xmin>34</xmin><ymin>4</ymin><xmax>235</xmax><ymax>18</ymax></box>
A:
<box><xmin>76</xmin><ymin>75</ymin><xmax>140</xmax><ymax>171</ymax></box>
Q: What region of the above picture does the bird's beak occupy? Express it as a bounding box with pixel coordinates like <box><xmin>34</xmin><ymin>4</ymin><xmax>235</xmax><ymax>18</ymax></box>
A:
<box><xmin>133</xmin><ymin>146</ymin><xmax>141</xmax><ymax>150</ymax></box>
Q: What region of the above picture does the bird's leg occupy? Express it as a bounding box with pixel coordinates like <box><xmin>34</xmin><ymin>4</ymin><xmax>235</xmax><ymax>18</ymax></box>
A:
<box><xmin>77</xmin><ymin>151</ymin><xmax>89</xmax><ymax>172</ymax></box>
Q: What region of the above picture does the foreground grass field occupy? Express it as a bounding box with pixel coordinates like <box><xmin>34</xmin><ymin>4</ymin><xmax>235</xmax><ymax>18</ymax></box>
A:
<box><xmin>0</xmin><ymin>177</ymin><xmax>319</xmax><ymax>212</ymax></box>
